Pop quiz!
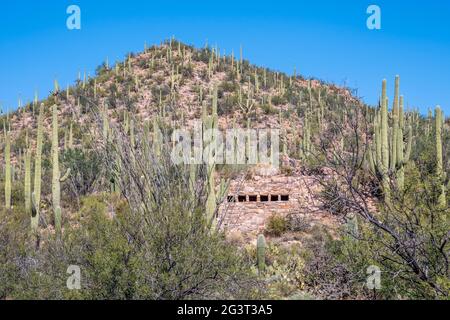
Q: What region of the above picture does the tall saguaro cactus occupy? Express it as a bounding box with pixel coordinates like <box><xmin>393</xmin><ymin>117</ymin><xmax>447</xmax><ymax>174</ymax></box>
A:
<box><xmin>435</xmin><ymin>106</ymin><xmax>447</xmax><ymax>208</ymax></box>
<box><xmin>24</xmin><ymin>139</ymin><xmax>32</xmax><ymax>220</ymax></box>
<box><xmin>368</xmin><ymin>77</ymin><xmax>413</xmax><ymax>201</ymax></box>
<box><xmin>204</xmin><ymin>88</ymin><xmax>219</xmax><ymax>228</ymax></box>
<box><xmin>203</xmin><ymin>87</ymin><xmax>229</xmax><ymax>230</ymax></box>
<box><xmin>380</xmin><ymin>79</ymin><xmax>390</xmax><ymax>201</ymax></box>
<box><xmin>396</xmin><ymin>96</ymin><xmax>412</xmax><ymax>190</ymax></box>
<box><xmin>257</xmin><ymin>234</ymin><xmax>266</xmax><ymax>275</ymax></box>
<box><xmin>300</xmin><ymin>112</ymin><xmax>312</xmax><ymax>160</ymax></box>
<box><xmin>49</xmin><ymin>102</ymin><xmax>70</xmax><ymax>234</ymax></box>
<box><xmin>32</xmin><ymin>103</ymin><xmax>44</xmax><ymax>231</ymax></box>
<box><xmin>52</xmin><ymin>104</ymin><xmax>62</xmax><ymax>233</ymax></box>
<box><xmin>390</xmin><ymin>76</ymin><xmax>400</xmax><ymax>172</ymax></box>
<box><xmin>3</xmin><ymin>123</ymin><xmax>11</xmax><ymax>210</ymax></box>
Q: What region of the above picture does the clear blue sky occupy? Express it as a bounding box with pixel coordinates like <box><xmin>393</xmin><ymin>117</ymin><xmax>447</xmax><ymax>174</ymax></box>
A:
<box><xmin>1</xmin><ymin>0</ymin><xmax>449</xmax><ymax>115</ymax></box>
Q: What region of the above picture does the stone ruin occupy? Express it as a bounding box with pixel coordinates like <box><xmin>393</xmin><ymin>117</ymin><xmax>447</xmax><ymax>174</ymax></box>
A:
<box><xmin>219</xmin><ymin>163</ymin><xmax>326</xmax><ymax>238</ymax></box>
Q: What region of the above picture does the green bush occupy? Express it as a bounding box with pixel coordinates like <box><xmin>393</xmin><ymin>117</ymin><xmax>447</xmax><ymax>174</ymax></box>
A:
<box><xmin>61</xmin><ymin>149</ymin><xmax>102</xmax><ymax>199</ymax></box>
<box><xmin>265</xmin><ymin>215</ymin><xmax>287</xmax><ymax>237</ymax></box>
<box><xmin>271</xmin><ymin>95</ymin><xmax>286</xmax><ymax>106</ymax></box>
<box><xmin>260</xmin><ymin>103</ymin><xmax>278</xmax><ymax>115</ymax></box>
<box><xmin>0</xmin><ymin>151</ymin><xmax>259</xmax><ymax>300</ymax></box>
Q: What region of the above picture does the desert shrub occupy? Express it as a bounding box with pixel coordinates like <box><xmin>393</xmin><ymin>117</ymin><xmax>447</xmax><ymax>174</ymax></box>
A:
<box><xmin>260</xmin><ymin>103</ymin><xmax>278</xmax><ymax>115</ymax></box>
<box><xmin>181</xmin><ymin>63</ymin><xmax>194</xmax><ymax>78</ymax></box>
<box><xmin>251</xmin><ymin>243</ymin><xmax>307</xmax><ymax>300</ymax></box>
<box><xmin>0</xmin><ymin>207</ymin><xmax>32</xmax><ymax>299</ymax></box>
<box><xmin>265</xmin><ymin>215</ymin><xmax>288</xmax><ymax>237</ymax></box>
<box><xmin>0</xmin><ymin>181</ymin><xmax>25</xmax><ymax>213</ymax></box>
<box><xmin>286</xmin><ymin>214</ymin><xmax>311</xmax><ymax>233</ymax></box>
<box><xmin>151</xmin><ymin>84</ymin><xmax>170</xmax><ymax>103</ymax></box>
<box><xmin>193</xmin><ymin>48</ymin><xmax>212</xmax><ymax>64</ymax></box>
<box><xmin>271</xmin><ymin>95</ymin><xmax>286</xmax><ymax>106</ymax></box>
<box><xmin>0</xmin><ymin>186</ymin><xmax>259</xmax><ymax>300</ymax></box>
<box><xmin>0</xmin><ymin>129</ymin><xmax>259</xmax><ymax>300</ymax></box>
<box><xmin>310</xmin><ymin>102</ymin><xmax>450</xmax><ymax>300</ymax></box>
<box><xmin>300</xmin><ymin>226</ymin><xmax>368</xmax><ymax>300</ymax></box>
<box><xmin>319</xmin><ymin>182</ymin><xmax>349</xmax><ymax>216</ymax></box>
<box><xmin>218</xmin><ymin>95</ymin><xmax>238</xmax><ymax>116</ymax></box>
<box><xmin>78</xmin><ymin>123</ymin><xmax>260</xmax><ymax>300</ymax></box>
<box><xmin>61</xmin><ymin>148</ymin><xmax>102</xmax><ymax>200</ymax></box>
<box><xmin>280</xmin><ymin>165</ymin><xmax>294</xmax><ymax>176</ymax></box>
<box><xmin>227</xmin><ymin>231</ymin><xmax>245</xmax><ymax>246</ymax></box>
<box><xmin>219</xmin><ymin>81</ymin><xmax>238</xmax><ymax>94</ymax></box>
<box><xmin>12</xmin><ymin>131</ymin><xmax>29</xmax><ymax>154</ymax></box>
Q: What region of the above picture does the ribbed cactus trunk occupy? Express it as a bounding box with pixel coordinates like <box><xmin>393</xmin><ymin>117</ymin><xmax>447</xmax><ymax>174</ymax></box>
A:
<box><xmin>130</xmin><ymin>118</ymin><xmax>135</xmax><ymax>149</ymax></box>
<box><xmin>397</xmin><ymin>102</ymin><xmax>404</xmax><ymax>187</ymax></box>
<box><xmin>206</xmin><ymin>163</ymin><xmax>217</xmax><ymax>227</ymax></box>
<box><xmin>4</xmin><ymin>125</ymin><xmax>11</xmax><ymax>210</ymax></box>
<box><xmin>374</xmin><ymin>111</ymin><xmax>382</xmax><ymax>168</ymax></box>
<box><xmin>24</xmin><ymin>146</ymin><xmax>32</xmax><ymax>219</ymax></box>
<box><xmin>68</xmin><ymin>122</ymin><xmax>73</xmax><ymax>149</ymax></box>
<box><xmin>153</xmin><ymin>117</ymin><xmax>161</xmax><ymax>157</ymax></box>
<box><xmin>257</xmin><ymin>234</ymin><xmax>266</xmax><ymax>275</ymax></box>
<box><xmin>32</xmin><ymin>103</ymin><xmax>44</xmax><ymax>231</ymax></box>
<box><xmin>246</xmin><ymin>118</ymin><xmax>253</xmax><ymax>159</ymax></box>
<box><xmin>391</xmin><ymin>76</ymin><xmax>400</xmax><ymax>172</ymax></box>
<box><xmin>204</xmin><ymin>87</ymin><xmax>225</xmax><ymax>230</ymax></box>
<box><xmin>370</xmin><ymin>77</ymin><xmax>413</xmax><ymax>195</ymax></box>
<box><xmin>51</xmin><ymin>104</ymin><xmax>62</xmax><ymax>235</ymax></box>
<box><xmin>435</xmin><ymin>106</ymin><xmax>446</xmax><ymax>208</ymax></box>
<box><xmin>205</xmin><ymin>101</ymin><xmax>217</xmax><ymax>228</ymax></box>
<box><xmin>300</xmin><ymin>113</ymin><xmax>311</xmax><ymax>160</ymax></box>
<box><xmin>380</xmin><ymin>79</ymin><xmax>391</xmax><ymax>203</ymax></box>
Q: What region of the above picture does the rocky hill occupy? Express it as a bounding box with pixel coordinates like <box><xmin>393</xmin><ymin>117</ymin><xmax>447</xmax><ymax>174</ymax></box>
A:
<box><xmin>1</xmin><ymin>39</ymin><xmax>449</xmax><ymax>300</ymax></box>
<box><xmin>5</xmin><ymin>39</ymin><xmax>362</xmax><ymax>157</ymax></box>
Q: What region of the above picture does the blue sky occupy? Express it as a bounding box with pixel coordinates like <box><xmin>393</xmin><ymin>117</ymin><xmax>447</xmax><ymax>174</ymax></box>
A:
<box><xmin>0</xmin><ymin>0</ymin><xmax>449</xmax><ymax>115</ymax></box>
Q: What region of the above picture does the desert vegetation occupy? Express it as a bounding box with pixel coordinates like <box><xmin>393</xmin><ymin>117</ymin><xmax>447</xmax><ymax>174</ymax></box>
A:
<box><xmin>1</xmin><ymin>39</ymin><xmax>448</xmax><ymax>300</ymax></box>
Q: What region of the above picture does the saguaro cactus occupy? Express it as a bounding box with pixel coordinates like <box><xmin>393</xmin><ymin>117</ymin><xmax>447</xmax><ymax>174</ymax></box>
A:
<box><xmin>368</xmin><ymin>77</ymin><xmax>413</xmax><ymax>200</ymax></box>
<box><xmin>3</xmin><ymin>123</ymin><xmax>11</xmax><ymax>210</ymax></box>
<box><xmin>198</xmin><ymin>87</ymin><xmax>231</xmax><ymax>230</ymax></box>
<box><xmin>32</xmin><ymin>103</ymin><xmax>44</xmax><ymax>230</ymax></box>
<box><xmin>257</xmin><ymin>234</ymin><xmax>266</xmax><ymax>275</ymax></box>
<box><xmin>31</xmin><ymin>192</ymin><xmax>39</xmax><ymax>231</ymax></box>
<box><xmin>52</xmin><ymin>104</ymin><xmax>62</xmax><ymax>233</ymax></box>
<box><xmin>68</xmin><ymin>122</ymin><xmax>73</xmax><ymax>149</ymax></box>
<box><xmin>153</xmin><ymin>117</ymin><xmax>162</xmax><ymax>157</ymax></box>
<box><xmin>435</xmin><ymin>106</ymin><xmax>446</xmax><ymax>208</ymax></box>
<box><xmin>203</xmin><ymin>87</ymin><xmax>229</xmax><ymax>230</ymax></box>
<box><xmin>300</xmin><ymin>112</ymin><xmax>311</xmax><ymax>160</ymax></box>
<box><xmin>205</xmin><ymin>163</ymin><xmax>217</xmax><ymax>227</ymax></box>
<box><xmin>24</xmin><ymin>142</ymin><xmax>32</xmax><ymax>220</ymax></box>
<box><xmin>390</xmin><ymin>76</ymin><xmax>400</xmax><ymax>172</ymax></box>
<box><xmin>50</xmin><ymin>104</ymin><xmax>70</xmax><ymax>234</ymax></box>
<box><xmin>380</xmin><ymin>79</ymin><xmax>390</xmax><ymax>201</ymax></box>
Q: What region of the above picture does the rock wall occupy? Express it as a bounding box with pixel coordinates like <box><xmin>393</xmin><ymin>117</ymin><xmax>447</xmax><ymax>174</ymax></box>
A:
<box><xmin>220</xmin><ymin>173</ymin><xmax>321</xmax><ymax>236</ymax></box>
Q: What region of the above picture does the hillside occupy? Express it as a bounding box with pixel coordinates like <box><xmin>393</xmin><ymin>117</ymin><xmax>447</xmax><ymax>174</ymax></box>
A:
<box><xmin>1</xmin><ymin>39</ymin><xmax>449</xmax><ymax>300</ymax></box>
<box><xmin>6</xmin><ymin>39</ymin><xmax>361</xmax><ymax>155</ymax></box>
